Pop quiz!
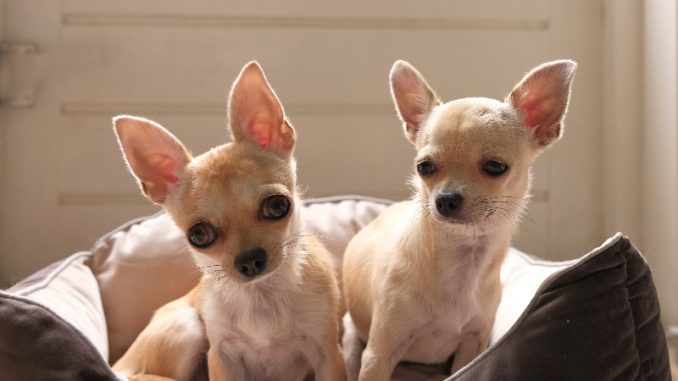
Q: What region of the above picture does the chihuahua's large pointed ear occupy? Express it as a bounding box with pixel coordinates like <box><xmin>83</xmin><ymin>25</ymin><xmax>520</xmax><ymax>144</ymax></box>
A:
<box><xmin>113</xmin><ymin>115</ymin><xmax>191</xmax><ymax>204</ymax></box>
<box><xmin>390</xmin><ymin>60</ymin><xmax>441</xmax><ymax>144</ymax></box>
<box><xmin>227</xmin><ymin>61</ymin><xmax>295</xmax><ymax>157</ymax></box>
<box><xmin>507</xmin><ymin>60</ymin><xmax>577</xmax><ymax>147</ymax></box>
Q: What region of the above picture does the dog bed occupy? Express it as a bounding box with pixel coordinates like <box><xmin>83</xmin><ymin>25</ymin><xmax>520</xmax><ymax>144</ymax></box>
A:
<box><xmin>0</xmin><ymin>196</ymin><xmax>671</xmax><ymax>380</ymax></box>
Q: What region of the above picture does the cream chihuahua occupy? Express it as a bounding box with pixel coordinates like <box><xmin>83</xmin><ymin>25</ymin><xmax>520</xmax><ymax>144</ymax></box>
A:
<box><xmin>342</xmin><ymin>59</ymin><xmax>577</xmax><ymax>380</ymax></box>
<box><xmin>112</xmin><ymin>62</ymin><xmax>346</xmax><ymax>381</ymax></box>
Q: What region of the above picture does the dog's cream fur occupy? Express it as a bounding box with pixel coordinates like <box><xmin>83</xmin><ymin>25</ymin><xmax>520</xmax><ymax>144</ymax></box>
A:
<box><xmin>342</xmin><ymin>60</ymin><xmax>577</xmax><ymax>380</ymax></box>
<box><xmin>112</xmin><ymin>62</ymin><xmax>346</xmax><ymax>381</ymax></box>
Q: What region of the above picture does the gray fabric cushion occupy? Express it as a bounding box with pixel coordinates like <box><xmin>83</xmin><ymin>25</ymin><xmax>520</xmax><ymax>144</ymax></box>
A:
<box><xmin>0</xmin><ymin>293</ymin><xmax>117</xmax><ymax>381</ymax></box>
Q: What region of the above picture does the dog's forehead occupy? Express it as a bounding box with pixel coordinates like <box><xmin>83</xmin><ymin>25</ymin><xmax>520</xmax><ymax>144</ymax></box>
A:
<box><xmin>188</xmin><ymin>143</ymin><xmax>294</xmax><ymax>207</ymax></box>
<box><xmin>421</xmin><ymin>97</ymin><xmax>522</xmax><ymax>150</ymax></box>
<box><xmin>192</xmin><ymin>143</ymin><xmax>291</xmax><ymax>182</ymax></box>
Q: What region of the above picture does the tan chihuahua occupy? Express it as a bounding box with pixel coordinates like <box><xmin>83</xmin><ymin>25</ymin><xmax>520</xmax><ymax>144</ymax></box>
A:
<box><xmin>112</xmin><ymin>62</ymin><xmax>346</xmax><ymax>381</ymax></box>
<box><xmin>342</xmin><ymin>59</ymin><xmax>577</xmax><ymax>380</ymax></box>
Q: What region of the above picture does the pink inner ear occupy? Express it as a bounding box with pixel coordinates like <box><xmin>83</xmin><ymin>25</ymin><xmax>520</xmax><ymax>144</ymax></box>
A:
<box><xmin>394</xmin><ymin>81</ymin><xmax>433</xmax><ymax>128</ymax></box>
<box><xmin>132</xmin><ymin>152</ymin><xmax>180</xmax><ymax>204</ymax></box>
<box><xmin>517</xmin><ymin>93</ymin><xmax>560</xmax><ymax>129</ymax></box>
<box><xmin>246</xmin><ymin>117</ymin><xmax>295</xmax><ymax>153</ymax></box>
<box><xmin>140</xmin><ymin>153</ymin><xmax>179</xmax><ymax>185</ymax></box>
<box><xmin>247</xmin><ymin>121</ymin><xmax>272</xmax><ymax>150</ymax></box>
<box><xmin>520</xmin><ymin>99</ymin><xmax>544</xmax><ymax>128</ymax></box>
<box><xmin>154</xmin><ymin>153</ymin><xmax>179</xmax><ymax>183</ymax></box>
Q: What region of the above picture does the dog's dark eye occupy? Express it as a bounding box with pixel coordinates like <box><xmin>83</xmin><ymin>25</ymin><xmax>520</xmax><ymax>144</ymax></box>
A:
<box><xmin>260</xmin><ymin>195</ymin><xmax>291</xmax><ymax>220</ymax></box>
<box><xmin>416</xmin><ymin>160</ymin><xmax>437</xmax><ymax>177</ymax></box>
<box><xmin>482</xmin><ymin>160</ymin><xmax>509</xmax><ymax>177</ymax></box>
<box><xmin>187</xmin><ymin>222</ymin><xmax>218</xmax><ymax>248</ymax></box>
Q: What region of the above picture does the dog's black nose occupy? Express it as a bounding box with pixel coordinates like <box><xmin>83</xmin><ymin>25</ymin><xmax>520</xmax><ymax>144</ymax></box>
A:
<box><xmin>435</xmin><ymin>193</ymin><xmax>464</xmax><ymax>217</ymax></box>
<box><xmin>234</xmin><ymin>247</ymin><xmax>267</xmax><ymax>278</ymax></box>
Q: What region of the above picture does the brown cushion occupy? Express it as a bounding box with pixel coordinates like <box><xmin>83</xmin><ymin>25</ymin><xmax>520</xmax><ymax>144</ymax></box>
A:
<box><xmin>450</xmin><ymin>235</ymin><xmax>671</xmax><ymax>381</ymax></box>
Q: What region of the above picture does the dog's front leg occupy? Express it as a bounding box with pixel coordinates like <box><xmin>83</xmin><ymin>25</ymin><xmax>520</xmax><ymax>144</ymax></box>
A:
<box><xmin>449</xmin><ymin>328</ymin><xmax>489</xmax><ymax>374</ymax></box>
<box><xmin>313</xmin><ymin>342</ymin><xmax>347</xmax><ymax>381</ymax></box>
<box><xmin>358</xmin><ymin>343</ymin><xmax>403</xmax><ymax>381</ymax></box>
<box><xmin>207</xmin><ymin>345</ymin><xmax>231</xmax><ymax>381</ymax></box>
<box><xmin>341</xmin><ymin>314</ymin><xmax>364</xmax><ymax>381</ymax></box>
<box><xmin>113</xmin><ymin>295</ymin><xmax>207</xmax><ymax>381</ymax></box>
<box><xmin>357</xmin><ymin>312</ymin><xmax>417</xmax><ymax>381</ymax></box>
<box><xmin>307</xmin><ymin>320</ymin><xmax>348</xmax><ymax>381</ymax></box>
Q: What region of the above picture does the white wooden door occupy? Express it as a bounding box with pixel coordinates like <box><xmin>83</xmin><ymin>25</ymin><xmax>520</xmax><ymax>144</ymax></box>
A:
<box><xmin>0</xmin><ymin>0</ymin><xmax>603</xmax><ymax>285</ymax></box>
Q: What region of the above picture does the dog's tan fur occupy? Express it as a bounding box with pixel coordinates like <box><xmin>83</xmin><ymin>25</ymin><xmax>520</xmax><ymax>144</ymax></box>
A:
<box><xmin>342</xmin><ymin>60</ymin><xmax>577</xmax><ymax>380</ymax></box>
<box><xmin>112</xmin><ymin>62</ymin><xmax>346</xmax><ymax>381</ymax></box>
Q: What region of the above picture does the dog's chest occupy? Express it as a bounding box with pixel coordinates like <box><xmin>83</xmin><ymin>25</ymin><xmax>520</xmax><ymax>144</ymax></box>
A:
<box><xmin>402</xmin><ymin>241</ymin><xmax>485</xmax><ymax>364</ymax></box>
<box><xmin>403</xmin><ymin>304</ymin><xmax>474</xmax><ymax>364</ymax></box>
<box><xmin>202</xmin><ymin>287</ymin><xmax>320</xmax><ymax>380</ymax></box>
<box><xmin>219</xmin><ymin>328</ymin><xmax>312</xmax><ymax>381</ymax></box>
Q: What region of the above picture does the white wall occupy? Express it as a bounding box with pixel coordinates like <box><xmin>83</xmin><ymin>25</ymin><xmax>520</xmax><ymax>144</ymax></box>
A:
<box><xmin>602</xmin><ymin>0</ymin><xmax>642</xmax><ymax>245</ymax></box>
<box><xmin>642</xmin><ymin>0</ymin><xmax>678</xmax><ymax>326</ymax></box>
<box><xmin>0</xmin><ymin>0</ymin><xmax>606</xmax><ymax>283</ymax></box>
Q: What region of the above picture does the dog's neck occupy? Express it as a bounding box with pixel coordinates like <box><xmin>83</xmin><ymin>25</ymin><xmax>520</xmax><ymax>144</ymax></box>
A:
<box><xmin>401</xmin><ymin>201</ymin><xmax>513</xmax><ymax>300</ymax></box>
<box><xmin>199</xmin><ymin>242</ymin><xmax>309</xmax><ymax>344</ymax></box>
<box><xmin>405</xmin><ymin>200</ymin><xmax>514</xmax><ymax>253</ymax></box>
<box><xmin>429</xmin><ymin>219</ymin><xmax>512</xmax><ymax>260</ymax></box>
